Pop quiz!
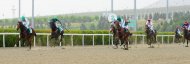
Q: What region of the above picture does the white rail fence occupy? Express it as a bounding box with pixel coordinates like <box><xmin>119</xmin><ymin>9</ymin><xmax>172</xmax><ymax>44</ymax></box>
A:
<box><xmin>0</xmin><ymin>33</ymin><xmax>176</xmax><ymax>48</ymax></box>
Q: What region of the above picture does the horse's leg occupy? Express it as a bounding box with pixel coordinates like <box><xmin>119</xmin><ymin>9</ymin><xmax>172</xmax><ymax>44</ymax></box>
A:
<box><xmin>26</xmin><ymin>36</ymin><xmax>32</xmax><ymax>50</ymax></box>
<box><xmin>126</xmin><ymin>40</ymin><xmax>129</xmax><ymax>50</ymax></box>
<box><xmin>49</xmin><ymin>35</ymin><xmax>54</xmax><ymax>47</ymax></box>
<box><xmin>154</xmin><ymin>34</ymin><xmax>157</xmax><ymax>43</ymax></box>
<box><xmin>120</xmin><ymin>39</ymin><xmax>125</xmax><ymax>49</ymax></box>
<box><xmin>124</xmin><ymin>38</ymin><xmax>128</xmax><ymax>50</ymax></box>
<box><xmin>15</xmin><ymin>37</ymin><xmax>21</xmax><ymax>47</ymax></box>
<box><xmin>29</xmin><ymin>39</ymin><xmax>31</xmax><ymax>50</ymax></box>
<box><xmin>146</xmin><ymin>36</ymin><xmax>149</xmax><ymax>45</ymax></box>
<box><xmin>187</xmin><ymin>40</ymin><xmax>189</xmax><ymax>47</ymax></box>
<box><xmin>186</xmin><ymin>40</ymin><xmax>189</xmax><ymax>47</ymax></box>
<box><xmin>54</xmin><ymin>37</ymin><xmax>59</xmax><ymax>47</ymax></box>
<box><xmin>120</xmin><ymin>38</ymin><xmax>124</xmax><ymax>46</ymax></box>
<box><xmin>177</xmin><ymin>38</ymin><xmax>180</xmax><ymax>43</ymax></box>
<box><xmin>113</xmin><ymin>37</ymin><xmax>119</xmax><ymax>49</ymax></box>
<box><xmin>61</xmin><ymin>31</ymin><xmax>64</xmax><ymax>41</ymax></box>
<box><xmin>60</xmin><ymin>32</ymin><xmax>65</xmax><ymax>46</ymax></box>
<box><xmin>60</xmin><ymin>31</ymin><xmax>64</xmax><ymax>46</ymax></box>
<box><xmin>22</xmin><ymin>39</ymin><xmax>26</xmax><ymax>47</ymax></box>
<box><xmin>149</xmin><ymin>38</ymin><xmax>152</xmax><ymax>48</ymax></box>
<box><xmin>175</xmin><ymin>36</ymin><xmax>178</xmax><ymax>43</ymax></box>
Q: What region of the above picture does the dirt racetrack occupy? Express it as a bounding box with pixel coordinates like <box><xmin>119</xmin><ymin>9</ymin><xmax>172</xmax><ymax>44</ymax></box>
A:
<box><xmin>0</xmin><ymin>44</ymin><xmax>190</xmax><ymax>64</ymax></box>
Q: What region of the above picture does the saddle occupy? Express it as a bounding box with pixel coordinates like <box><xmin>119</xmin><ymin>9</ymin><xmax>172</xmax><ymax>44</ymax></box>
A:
<box><xmin>26</xmin><ymin>28</ymin><xmax>33</xmax><ymax>35</ymax></box>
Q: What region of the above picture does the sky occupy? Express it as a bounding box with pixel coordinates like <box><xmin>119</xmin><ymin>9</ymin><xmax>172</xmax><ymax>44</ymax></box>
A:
<box><xmin>0</xmin><ymin>0</ymin><xmax>159</xmax><ymax>19</ymax></box>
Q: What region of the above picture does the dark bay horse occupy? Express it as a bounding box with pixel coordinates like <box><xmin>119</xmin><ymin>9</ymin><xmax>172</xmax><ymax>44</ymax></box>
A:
<box><xmin>175</xmin><ymin>29</ymin><xmax>182</xmax><ymax>43</ymax></box>
<box><xmin>49</xmin><ymin>23</ymin><xmax>64</xmax><ymax>47</ymax></box>
<box><xmin>182</xmin><ymin>27</ymin><xmax>190</xmax><ymax>47</ymax></box>
<box><xmin>16</xmin><ymin>21</ymin><xmax>36</xmax><ymax>50</ymax></box>
<box><xmin>145</xmin><ymin>25</ymin><xmax>157</xmax><ymax>48</ymax></box>
<box><xmin>111</xmin><ymin>21</ymin><xmax>132</xmax><ymax>50</ymax></box>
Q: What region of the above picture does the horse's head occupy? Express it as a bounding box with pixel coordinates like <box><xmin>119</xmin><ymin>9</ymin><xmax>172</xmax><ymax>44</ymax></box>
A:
<box><xmin>114</xmin><ymin>21</ymin><xmax>122</xmax><ymax>30</ymax></box>
<box><xmin>16</xmin><ymin>21</ymin><xmax>25</xmax><ymax>31</ymax></box>
<box><xmin>145</xmin><ymin>25</ymin><xmax>150</xmax><ymax>30</ymax></box>
<box><xmin>17</xmin><ymin>21</ymin><xmax>21</xmax><ymax>31</ymax></box>
<box><xmin>114</xmin><ymin>21</ymin><xmax>120</xmax><ymax>27</ymax></box>
<box><xmin>145</xmin><ymin>25</ymin><xmax>150</xmax><ymax>34</ymax></box>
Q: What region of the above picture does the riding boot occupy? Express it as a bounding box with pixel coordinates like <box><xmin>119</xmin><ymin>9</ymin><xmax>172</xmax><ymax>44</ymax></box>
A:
<box><xmin>152</xmin><ymin>30</ymin><xmax>155</xmax><ymax>33</ymax></box>
<box><xmin>29</xmin><ymin>28</ymin><xmax>32</xmax><ymax>34</ymax></box>
<box><xmin>26</xmin><ymin>29</ymin><xmax>30</xmax><ymax>35</ymax></box>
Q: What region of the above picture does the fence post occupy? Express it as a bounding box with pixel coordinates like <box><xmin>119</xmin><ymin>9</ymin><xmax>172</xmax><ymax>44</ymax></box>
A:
<box><xmin>47</xmin><ymin>35</ymin><xmax>49</xmax><ymax>47</ymax></box>
<box><xmin>3</xmin><ymin>34</ymin><xmax>5</xmax><ymax>48</ymax></box>
<box><xmin>71</xmin><ymin>35</ymin><xmax>73</xmax><ymax>46</ymax></box>
<box><xmin>168</xmin><ymin>36</ymin><xmax>169</xmax><ymax>44</ymax></box>
<box><xmin>59</xmin><ymin>40</ymin><xmax>62</xmax><ymax>46</ymax></box>
<box><xmin>111</xmin><ymin>34</ymin><xmax>113</xmax><ymax>46</ymax></box>
<box><xmin>173</xmin><ymin>36</ymin><xmax>175</xmax><ymax>44</ymax></box>
<box><xmin>82</xmin><ymin>35</ymin><xmax>84</xmax><ymax>46</ymax></box>
<box><xmin>162</xmin><ymin>36</ymin><xmax>164</xmax><ymax>44</ymax></box>
<box><xmin>135</xmin><ymin>35</ymin><xmax>137</xmax><ymax>45</ymax></box>
<box><xmin>93</xmin><ymin>35</ymin><xmax>94</xmax><ymax>46</ymax></box>
<box><xmin>156</xmin><ymin>36</ymin><xmax>158</xmax><ymax>43</ymax></box>
<box><xmin>102</xmin><ymin>35</ymin><xmax>104</xmax><ymax>46</ymax></box>
<box><xmin>109</xmin><ymin>34</ymin><xmax>110</xmax><ymax>45</ymax></box>
<box><xmin>19</xmin><ymin>35</ymin><xmax>21</xmax><ymax>47</ymax></box>
<box><xmin>142</xmin><ymin>35</ymin><xmax>145</xmax><ymax>44</ymax></box>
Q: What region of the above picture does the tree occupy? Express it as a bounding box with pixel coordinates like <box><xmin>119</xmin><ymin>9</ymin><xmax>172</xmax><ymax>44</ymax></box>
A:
<box><xmin>90</xmin><ymin>23</ymin><xmax>96</xmax><ymax>30</ymax></box>
<box><xmin>80</xmin><ymin>23</ymin><xmax>87</xmax><ymax>30</ymax></box>
<box><xmin>97</xmin><ymin>16</ymin><xmax>109</xmax><ymax>30</ymax></box>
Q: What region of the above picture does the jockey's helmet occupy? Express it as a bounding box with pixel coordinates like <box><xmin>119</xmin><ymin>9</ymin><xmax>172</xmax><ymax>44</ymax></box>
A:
<box><xmin>21</xmin><ymin>16</ymin><xmax>25</xmax><ymax>21</ymax></box>
<box><xmin>148</xmin><ymin>19</ymin><xmax>151</xmax><ymax>22</ymax></box>
<box><xmin>53</xmin><ymin>16</ymin><xmax>58</xmax><ymax>19</ymax></box>
<box><xmin>184</xmin><ymin>21</ymin><xmax>188</xmax><ymax>24</ymax></box>
<box><xmin>117</xmin><ymin>17</ymin><xmax>121</xmax><ymax>22</ymax></box>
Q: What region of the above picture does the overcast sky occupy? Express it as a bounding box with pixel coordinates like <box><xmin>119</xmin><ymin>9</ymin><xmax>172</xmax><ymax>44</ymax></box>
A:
<box><xmin>0</xmin><ymin>0</ymin><xmax>159</xmax><ymax>19</ymax></box>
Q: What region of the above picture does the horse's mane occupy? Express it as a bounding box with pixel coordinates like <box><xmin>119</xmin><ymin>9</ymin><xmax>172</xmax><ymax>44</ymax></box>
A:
<box><xmin>17</xmin><ymin>21</ymin><xmax>27</xmax><ymax>32</ymax></box>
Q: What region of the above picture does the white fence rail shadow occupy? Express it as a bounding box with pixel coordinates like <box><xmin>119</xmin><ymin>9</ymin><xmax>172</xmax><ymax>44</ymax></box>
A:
<box><xmin>0</xmin><ymin>33</ymin><xmax>176</xmax><ymax>48</ymax></box>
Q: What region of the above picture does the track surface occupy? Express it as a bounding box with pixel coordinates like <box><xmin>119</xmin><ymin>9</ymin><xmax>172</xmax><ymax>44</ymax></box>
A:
<box><xmin>0</xmin><ymin>44</ymin><xmax>190</xmax><ymax>64</ymax></box>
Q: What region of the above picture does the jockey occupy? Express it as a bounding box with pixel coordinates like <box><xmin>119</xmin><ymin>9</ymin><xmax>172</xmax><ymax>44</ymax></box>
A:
<box><xmin>182</xmin><ymin>21</ymin><xmax>190</xmax><ymax>31</ymax></box>
<box><xmin>110</xmin><ymin>18</ymin><xmax>116</xmax><ymax>32</ymax></box>
<box><xmin>175</xmin><ymin>26</ymin><xmax>181</xmax><ymax>36</ymax></box>
<box><xmin>122</xmin><ymin>16</ymin><xmax>130</xmax><ymax>32</ymax></box>
<box><xmin>146</xmin><ymin>19</ymin><xmax>155</xmax><ymax>33</ymax></box>
<box><xmin>109</xmin><ymin>16</ymin><xmax>121</xmax><ymax>31</ymax></box>
<box><xmin>49</xmin><ymin>16</ymin><xmax>62</xmax><ymax>33</ymax></box>
<box><xmin>116</xmin><ymin>16</ymin><xmax>122</xmax><ymax>26</ymax></box>
<box><xmin>20</xmin><ymin>16</ymin><xmax>32</xmax><ymax>34</ymax></box>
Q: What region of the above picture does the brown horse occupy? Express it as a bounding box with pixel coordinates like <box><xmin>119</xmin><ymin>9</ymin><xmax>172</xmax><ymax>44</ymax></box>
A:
<box><xmin>16</xmin><ymin>21</ymin><xmax>36</xmax><ymax>50</ymax></box>
<box><xmin>111</xmin><ymin>21</ymin><xmax>132</xmax><ymax>50</ymax></box>
<box><xmin>182</xmin><ymin>27</ymin><xmax>190</xmax><ymax>47</ymax></box>
<box><xmin>145</xmin><ymin>25</ymin><xmax>157</xmax><ymax>48</ymax></box>
<box><xmin>50</xmin><ymin>22</ymin><xmax>64</xmax><ymax>47</ymax></box>
<box><xmin>175</xmin><ymin>28</ymin><xmax>182</xmax><ymax>43</ymax></box>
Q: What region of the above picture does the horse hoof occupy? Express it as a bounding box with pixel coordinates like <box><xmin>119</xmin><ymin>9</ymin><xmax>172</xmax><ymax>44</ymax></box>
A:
<box><xmin>27</xmin><ymin>49</ymin><xmax>31</xmax><ymax>51</ymax></box>
<box><xmin>113</xmin><ymin>47</ymin><xmax>117</xmax><ymax>49</ymax></box>
<box><xmin>113</xmin><ymin>46</ymin><xmax>118</xmax><ymax>49</ymax></box>
<box><xmin>185</xmin><ymin>46</ymin><xmax>189</xmax><ymax>47</ymax></box>
<box><xmin>148</xmin><ymin>46</ymin><xmax>154</xmax><ymax>48</ymax></box>
<box><xmin>124</xmin><ymin>48</ymin><xmax>128</xmax><ymax>50</ymax></box>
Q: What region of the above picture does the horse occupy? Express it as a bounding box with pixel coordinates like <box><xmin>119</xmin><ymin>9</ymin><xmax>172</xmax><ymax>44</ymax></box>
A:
<box><xmin>145</xmin><ymin>25</ymin><xmax>157</xmax><ymax>48</ymax></box>
<box><xmin>182</xmin><ymin>27</ymin><xmax>190</xmax><ymax>47</ymax></box>
<box><xmin>175</xmin><ymin>29</ymin><xmax>182</xmax><ymax>43</ymax></box>
<box><xmin>111</xmin><ymin>21</ymin><xmax>132</xmax><ymax>50</ymax></box>
<box><xmin>49</xmin><ymin>22</ymin><xmax>64</xmax><ymax>47</ymax></box>
<box><xmin>16</xmin><ymin>21</ymin><xmax>36</xmax><ymax>50</ymax></box>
